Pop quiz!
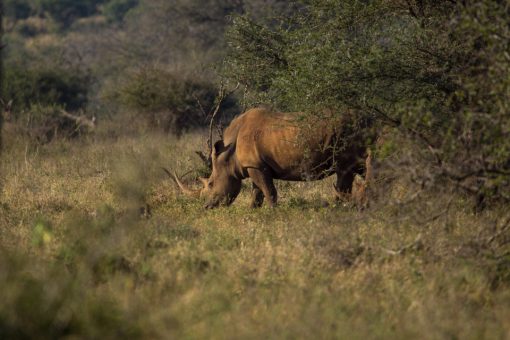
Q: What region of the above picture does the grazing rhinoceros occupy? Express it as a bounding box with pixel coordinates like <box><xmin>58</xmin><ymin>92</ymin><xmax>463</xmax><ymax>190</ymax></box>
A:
<box><xmin>170</xmin><ymin>107</ymin><xmax>371</xmax><ymax>209</ymax></box>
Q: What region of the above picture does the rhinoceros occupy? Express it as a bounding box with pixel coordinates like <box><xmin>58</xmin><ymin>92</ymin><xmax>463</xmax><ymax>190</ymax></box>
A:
<box><xmin>170</xmin><ymin>107</ymin><xmax>371</xmax><ymax>209</ymax></box>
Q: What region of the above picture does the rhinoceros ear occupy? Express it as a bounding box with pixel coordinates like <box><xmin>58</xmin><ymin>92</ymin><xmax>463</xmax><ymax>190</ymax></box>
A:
<box><xmin>212</xmin><ymin>140</ymin><xmax>224</xmax><ymax>162</ymax></box>
<box><xmin>212</xmin><ymin>140</ymin><xmax>224</xmax><ymax>156</ymax></box>
<box><xmin>212</xmin><ymin>140</ymin><xmax>234</xmax><ymax>163</ymax></box>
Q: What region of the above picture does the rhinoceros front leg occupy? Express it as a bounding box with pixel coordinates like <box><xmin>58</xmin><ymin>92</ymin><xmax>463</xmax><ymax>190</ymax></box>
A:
<box><xmin>247</xmin><ymin>168</ymin><xmax>277</xmax><ymax>207</ymax></box>
<box><xmin>335</xmin><ymin>169</ymin><xmax>355</xmax><ymax>202</ymax></box>
<box><xmin>250</xmin><ymin>182</ymin><xmax>265</xmax><ymax>208</ymax></box>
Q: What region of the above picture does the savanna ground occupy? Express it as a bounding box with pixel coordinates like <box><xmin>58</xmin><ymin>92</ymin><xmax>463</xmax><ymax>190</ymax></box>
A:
<box><xmin>0</xmin><ymin>120</ymin><xmax>509</xmax><ymax>339</ymax></box>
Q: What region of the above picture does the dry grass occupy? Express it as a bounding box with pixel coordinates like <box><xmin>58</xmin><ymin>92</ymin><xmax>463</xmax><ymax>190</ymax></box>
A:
<box><xmin>0</xmin><ymin>123</ymin><xmax>509</xmax><ymax>339</ymax></box>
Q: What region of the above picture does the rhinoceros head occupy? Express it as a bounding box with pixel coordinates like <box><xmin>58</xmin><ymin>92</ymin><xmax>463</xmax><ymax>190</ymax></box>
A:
<box><xmin>202</xmin><ymin>141</ymin><xmax>242</xmax><ymax>208</ymax></box>
<box><xmin>171</xmin><ymin>140</ymin><xmax>242</xmax><ymax>209</ymax></box>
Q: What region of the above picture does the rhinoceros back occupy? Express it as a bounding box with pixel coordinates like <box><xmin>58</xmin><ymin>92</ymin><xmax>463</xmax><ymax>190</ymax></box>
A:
<box><xmin>232</xmin><ymin>108</ymin><xmax>341</xmax><ymax>180</ymax></box>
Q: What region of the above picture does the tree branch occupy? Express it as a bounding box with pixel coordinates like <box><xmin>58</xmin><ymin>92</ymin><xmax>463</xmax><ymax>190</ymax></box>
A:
<box><xmin>196</xmin><ymin>81</ymin><xmax>240</xmax><ymax>170</ymax></box>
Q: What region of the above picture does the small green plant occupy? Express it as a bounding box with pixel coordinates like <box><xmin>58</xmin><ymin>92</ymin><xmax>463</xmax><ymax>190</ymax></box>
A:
<box><xmin>31</xmin><ymin>218</ymin><xmax>53</xmax><ymax>248</ymax></box>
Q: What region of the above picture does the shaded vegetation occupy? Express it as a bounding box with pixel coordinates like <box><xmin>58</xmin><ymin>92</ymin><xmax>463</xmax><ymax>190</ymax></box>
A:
<box><xmin>111</xmin><ymin>66</ymin><xmax>219</xmax><ymax>135</ymax></box>
<box><xmin>5</xmin><ymin>64</ymin><xmax>90</xmax><ymax>113</ymax></box>
<box><xmin>0</xmin><ymin>0</ymin><xmax>509</xmax><ymax>338</ymax></box>
<box><xmin>1</xmin><ymin>0</ymin><xmax>292</xmax><ymax>138</ymax></box>
<box><xmin>101</xmin><ymin>0</ymin><xmax>138</xmax><ymax>23</ymax></box>
<box><xmin>225</xmin><ymin>0</ymin><xmax>510</xmax><ymax>204</ymax></box>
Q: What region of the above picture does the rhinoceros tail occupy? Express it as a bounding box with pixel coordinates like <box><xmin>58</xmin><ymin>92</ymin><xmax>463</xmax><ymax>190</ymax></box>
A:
<box><xmin>364</xmin><ymin>149</ymin><xmax>373</xmax><ymax>186</ymax></box>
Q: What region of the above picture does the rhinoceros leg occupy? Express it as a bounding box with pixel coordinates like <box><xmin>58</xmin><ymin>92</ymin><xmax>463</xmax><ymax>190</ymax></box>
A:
<box><xmin>250</xmin><ymin>182</ymin><xmax>265</xmax><ymax>208</ymax></box>
<box><xmin>247</xmin><ymin>168</ymin><xmax>277</xmax><ymax>207</ymax></box>
<box><xmin>334</xmin><ymin>169</ymin><xmax>355</xmax><ymax>202</ymax></box>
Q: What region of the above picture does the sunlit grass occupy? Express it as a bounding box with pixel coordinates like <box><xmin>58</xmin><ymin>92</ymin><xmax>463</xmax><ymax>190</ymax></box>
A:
<box><xmin>0</xmin><ymin>127</ymin><xmax>509</xmax><ymax>339</ymax></box>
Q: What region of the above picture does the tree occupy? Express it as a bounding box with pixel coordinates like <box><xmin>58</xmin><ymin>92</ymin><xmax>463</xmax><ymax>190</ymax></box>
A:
<box><xmin>94</xmin><ymin>0</ymin><xmax>295</xmax><ymax>128</ymax></box>
<box><xmin>225</xmin><ymin>0</ymin><xmax>510</xmax><ymax>204</ymax></box>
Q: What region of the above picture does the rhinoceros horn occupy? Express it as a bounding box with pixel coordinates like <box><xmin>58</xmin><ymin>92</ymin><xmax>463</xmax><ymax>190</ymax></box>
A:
<box><xmin>163</xmin><ymin>168</ymin><xmax>201</xmax><ymax>198</ymax></box>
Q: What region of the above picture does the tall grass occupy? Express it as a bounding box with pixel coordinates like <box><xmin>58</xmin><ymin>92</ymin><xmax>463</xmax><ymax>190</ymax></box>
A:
<box><xmin>0</xmin><ymin>123</ymin><xmax>509</xmax><ymax>339</ymax></box>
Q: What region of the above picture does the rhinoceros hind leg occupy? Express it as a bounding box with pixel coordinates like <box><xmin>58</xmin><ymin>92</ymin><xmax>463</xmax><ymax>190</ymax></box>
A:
<box><xmin>247</xmin><ymin>168</ymin><xmax>277</xmax><ymax>208</ymax></box>
<box><xmin>250</xmin><ymin>182</ymin><xmax>265</xmax><ymax>208</ymax></box>
<box><xmin>334</xmin><ymin>169</ymin><xmax>355</xmax><ymax>202</ymax></box>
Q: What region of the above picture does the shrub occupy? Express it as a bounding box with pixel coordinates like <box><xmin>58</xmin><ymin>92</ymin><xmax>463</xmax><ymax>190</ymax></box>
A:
<box><xmin>224</xmin><ymin>0</ymin><xmax>510</xmax><ymax>205</ymax></box>
<box><xmin>14</xmin><ymin>18</ymin><xmax>50</xmax><ymax>37</ymax></box>
<box><xmin>4</xmin><ymin>0</ymin><xmax>34</xmax><ymax>20</ymax></box>
<box><xmin>15</xmin><ymin>104</ymin><xmax>94</xmax><ymax>143</ymax></box>
<box><xmin>40</xmin><ymin>0</ymin><xmax>107</xmax><ymax>28</ymax></box>
<box><xmin>2</xmin><ymin>63</ymin><xmax>94</xmax><ymax>143</ymax></box>
<box><xmin>101</xmin><ymin>0</ymin><xmax>139</xmax><ymax>23</ymax></box>
<box><xmin>4</xmin><ymin>64</ymin><xmax>90</xmax><ymax>114</ymax></box>
<box><xmin>113</xmin><ymin>66</ymin><xmax>234</xmax><ymax>135</ymax></box>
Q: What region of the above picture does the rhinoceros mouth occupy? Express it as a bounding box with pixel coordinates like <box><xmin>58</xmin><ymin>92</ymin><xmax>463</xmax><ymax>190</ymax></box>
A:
<box><xmin>204</xmin><ymin>192</ymin><xmax>238</xmax><ymax>209</ymax></box>
<box><xmin>204</xmin><ymin>197</ymin><xmax>221</xmax><ymax>209</ymax></box>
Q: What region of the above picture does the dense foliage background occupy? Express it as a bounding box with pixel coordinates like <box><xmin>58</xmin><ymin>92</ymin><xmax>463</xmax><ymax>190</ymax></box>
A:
<box><xmin>225</xmin><ymin>0</ymin><xmax>510</xmax><ymax>204</ymax></box>
<box><xmin>3</xmin><ymin>0</ymin><xmax>508</xmax><ymax>202</ymax></box>
<box><xmin>0</xmin><ymin>1</ymin><xmax>509</xmax><ymax>338</ymax></box>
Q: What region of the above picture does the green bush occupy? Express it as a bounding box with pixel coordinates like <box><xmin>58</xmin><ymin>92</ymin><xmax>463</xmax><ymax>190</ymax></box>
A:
<box><xmin>4</xmin><ymin>64</ymin><xmax>90</xmax><ymax>114</ymax></box>
<box><xmin>4</xmin><ymin>0</ymin><xmax>34</xmax><ymax>20</ymax></box>
<box><xmin>19</xmin><ymin>104</ymin><xmax>68</xmax><ymax>143</ymax></box>
<box><xmin>113</xmin><ymin>66</ymin><xmax>229</xmax><ymax>135</ymax></box>
<box><xmin>2</xmin><ymin>64</ymin><xmax>93</xmax><ymax>143</ymax></box>
<box><xmin>102</xmin><ymin>0</ymin><xmax>139</xmax><ymax>23</ymax></box>
<box><xmin>225</xmin><ymin>0</ymin><xmax>510</xmax><ymax>204</ymax></box>
<box><xmin>40</xmin><ymin>0</ymin><xmax>107</xmax><ymax>28</ymax></box>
